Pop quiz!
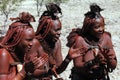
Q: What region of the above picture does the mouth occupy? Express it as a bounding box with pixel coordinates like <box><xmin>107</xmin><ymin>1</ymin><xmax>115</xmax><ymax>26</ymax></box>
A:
<box><xmin>96</xmin><ymin>33</ymin><xmax>103</xmax><ymax>38</ymax></box>
<box><xmin>98</xmin><ymin>32</ymin><xmax>104</xmax><ymax>34</ymax></box>
<box><xmin>98</xmin><ymin>30</ymin><xmax>104</xmax><ymax>34</ymax></box>
<box><xmin>54</xmin><ymin>37</ymin><xmax>59</xmax><ymax>41</ymax></box>
<box><xmin>26</xmin><ymin>47</ymin><xmax>31</xmax><ymax>53</ymax></box>
<box><xmin>52</xmin><ymin>36</ymin><xmax>59</xmax><ymax>42</ymax></box>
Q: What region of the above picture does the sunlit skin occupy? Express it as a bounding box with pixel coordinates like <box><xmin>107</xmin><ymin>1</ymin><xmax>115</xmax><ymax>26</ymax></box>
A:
<box><xmin>69</xmin><ymin>17</ymin><xmax>116</xmax><ymax>67</ymax></box>
<box><xmin>24</xmin><ymin>37</ymin><xmax>49</xmax><ymax>78</ymax></box>
<box><xmin>18</xmin><ymin>28</ymin><xmax>34</xmax><ymax>54</ymax></box>
<box><xmin>0</xmin><ymin>27</ymin><xmax>35</xmax><ymax>80</ymax></box>
<box><xmin>90</xmin><ymin>18</ymin><xmax>105</xmax><ymax>39</ymax></box>
<box><xmin>0</xmin><ymin>11</ymin><xmax>49</xmax><ymax>80</ymax></box>
<box><xmin>35</xmin><ymin>3</ymin><xmax>85</xmax><ymax>79</ymax></box>
<box><xmin>0</xmin><ymin>27</ymin><xmax>48</xmax><ymax>80</ymax></box>
<box><xmin>48</xmin><ymin>20</ymin><xmax>62</xmax><ymax>43</ymax></box>
<box><xmin>44</xmin><ymin>19</ymin><xmax>63</xmax><ymax>67</ymax></box>
<box><xmin>35</xmin><ymin>3</ymin><xmax>64</xmax><ymax>79</ymax></box>
<box><xmin>68</xmin><ymin>17</ymin><xmax>117</xmax><ymax>80</ymax></box>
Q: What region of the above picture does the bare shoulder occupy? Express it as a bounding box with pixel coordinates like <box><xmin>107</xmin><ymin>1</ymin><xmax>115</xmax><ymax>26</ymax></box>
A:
<box><xmin>0</xmin><ymin>48</ymin><xmax>11</xmax><ymax>65</ymax></box>
<box><xmin>30</xmin><ymin>38</ymin><xmax>42</xmax><ymax>53</ymax></box>
<box><xmin>33</xmin><ymin>38</ymin><xmax>40</xmax><ymax>46</ymax></box>
<box><xmin>75</xmin><ymin>35</ymin><xmax>85</xmax><ymax>43</ymax></box>
<box><xmin>0</xmin><ymin>48</ymin><xmax>10</xmax><ymax>58</ymax></box>
<box><xmin>103</xmin><ymin>31</ymin><xmax>112</xmax><ymax>39</ymax></box>
<box><xmin>33</xmin><ymin>38</ymin><xmax>43</xmax><ymax>48</ymax></box>
<box><xmin>103</xmin><ymin>32</ymin><xmax>113</xmax><ymax>47</ymax></box>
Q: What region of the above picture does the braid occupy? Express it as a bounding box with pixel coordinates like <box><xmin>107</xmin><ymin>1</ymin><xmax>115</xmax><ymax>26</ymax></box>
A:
<box><xmin>35</xmin><ymin>17</ymin><xmax>49</xmax><ymax>37</ymax></box>
<box><xmin>36</xmin><ymin>16</ymin><xmax>53</xmax><ymax>39</ymax></box>
<box><xmin>36</xmin><ymin>3</ymin><xmax>62</xmax><ymax>39</ymax></box>
<box><xmin>42</xmin><ymin>19</ymin><xmax>52</xmax><ymax>38</ymax></box>
<box><xmin>1</xmin><ymin>25</ymin><xmax>26</xmax><ymax>51</ymax></box>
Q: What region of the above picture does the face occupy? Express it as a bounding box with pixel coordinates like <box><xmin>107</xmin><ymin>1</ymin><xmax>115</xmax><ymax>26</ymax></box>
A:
<box><xmin>90</xmin><ymin>18</ymin><xmax>105</xmax><ymax>38</ymax></box>
<box><xmin>48</xmin><ymin>20</ymin><xmax>61</xmax><ymax>42</ymax></box>
<box><xmin>18</xmin><ymin>28</ymin><xmax>35</xmax><ymax>53</ymax></box>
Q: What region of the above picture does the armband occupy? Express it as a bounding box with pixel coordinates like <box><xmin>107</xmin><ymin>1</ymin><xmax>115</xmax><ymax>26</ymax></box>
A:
<box><xmin>64</xmin><ymin>58</ymin><xmax>71</xmax><ymax>63</ymax></box>
<box><xmin>64</xmin><ymin>54</ymin><xmax>71</xmax><ymax>63</ymax></box>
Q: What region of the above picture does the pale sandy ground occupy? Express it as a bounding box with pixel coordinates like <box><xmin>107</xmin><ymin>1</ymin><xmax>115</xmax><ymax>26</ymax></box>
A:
<box><xmin>0</xmin><ymin>0</ymin><xmax>120</xmax><ymax>80</ymax></box>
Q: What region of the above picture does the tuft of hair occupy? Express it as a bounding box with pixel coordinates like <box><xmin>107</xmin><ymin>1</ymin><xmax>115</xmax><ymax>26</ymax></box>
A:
<box><xmin>46</xmin><ymin>2</ymin><xmax>62</xmax><ymax>14</ymax></box>
<box><xmin>84</xmin><ymin>11</ymin><xmax>96</xmax><ymax>19</ymax></box>
<box><xmin>84</xmin><ymin>3</ymin><xmax>104</xmax><ymax>19</ymax></box>
<box><xmin>90</xmin><ymin>3</ymin><xmax>104</xmax><ymax>13</ymax></box>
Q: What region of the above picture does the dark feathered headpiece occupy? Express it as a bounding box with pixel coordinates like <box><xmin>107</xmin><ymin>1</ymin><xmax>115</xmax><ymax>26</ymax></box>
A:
<box><xmin>85</xmin><ymin>3</ymin><xmax>104</xmax><ymax>19</ymax></box>
<box><xmin>46</xmin><ymin>3</ymin><xmax>62</xmax><ymax>14</ymax></box>
<box><xmin>90</xmin><ymin>3</ymin><xmax>104</xmax><ymax>13</ymax></box>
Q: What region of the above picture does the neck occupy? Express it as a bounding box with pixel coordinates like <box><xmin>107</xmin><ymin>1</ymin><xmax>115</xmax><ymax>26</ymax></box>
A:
<box><xmin>44</xmin><ymin>36</ymin><xmax>55</xmax><ymax>49</ymax></box>
<box><xmin>86</xmin><ymin>34</ymin><xmax>100</xmax><ymax>42</ymax></box>
<box><xmin>14</xmin><ymin>47</ymin><xmax>25</xmax><ymax>63</ymax></box>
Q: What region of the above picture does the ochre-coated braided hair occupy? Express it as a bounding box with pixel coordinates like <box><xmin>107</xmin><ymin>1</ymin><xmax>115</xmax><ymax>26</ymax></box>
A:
<box><xmin>35</xmin><ymin>3</ymin><xmax>62</xmax><ymax>39</ymax></box>
<box><xmin>0</xmin><ymin>12</ymin><xmax>35</xmax><ymax>52</ymax></box>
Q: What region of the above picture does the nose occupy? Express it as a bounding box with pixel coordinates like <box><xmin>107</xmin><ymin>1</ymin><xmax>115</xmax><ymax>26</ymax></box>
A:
<box><xmin>28</xmin><ymin>42</ymin><xmax>33</xmax><ymax>48</ymax></box>
<box><xmin>57</xmin><ymin>30</ymin><xmax>61</xmax><ymax>35</ymax></box>
<box><xmin>99</xmin><ymin>27</ymin><xmax>104</xmax><ymax>32</ymax></box>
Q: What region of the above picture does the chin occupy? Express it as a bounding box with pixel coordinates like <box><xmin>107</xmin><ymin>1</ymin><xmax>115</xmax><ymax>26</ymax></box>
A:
<box><xmin>53</xmin><ymin>39</ymin><xmax>58</xmax><ymax>42</ymax></box>
<box><xmin>53</xmin><ymin>38</ymin><xmax>59</xmax><ymax>42</ymax></box>
<box><xmin>96</xmin><ymin>34</ymin><xmax>103</xmax><ymax>38</ymax></box>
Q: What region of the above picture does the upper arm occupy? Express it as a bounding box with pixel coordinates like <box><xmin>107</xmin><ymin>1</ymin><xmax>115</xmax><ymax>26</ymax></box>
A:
<box><xmin>0</xmin><ymin>49</ymin><xmax>10</xmax><ymax>74</ymax></box>
<box><xmin>31</xmin><ymin>38</ymin><xmax>45</xmax><ymax>55</ymax></box>
<box><xmin>55</xmin><ymin>39</ymin><xmax>63</xmax><ymax>67</ymax></box>
<box><xmin>34</xmin><ymin>39</ymin><xmax>47</xmax><ymax>56</ymax></box>
<box><xmin>104</xmin><ymin>33</ymin><xmax>117</xmax><ymax>69</ymax></box>
<box><xmin>105</xmin><ymin>33</ymin><xmax>116</xmax><ymax>57</ymax></box>
<box><xmin>74</xmin><ymin>36</ymin><xmax>87</xmax><ymax>48</ymax></box>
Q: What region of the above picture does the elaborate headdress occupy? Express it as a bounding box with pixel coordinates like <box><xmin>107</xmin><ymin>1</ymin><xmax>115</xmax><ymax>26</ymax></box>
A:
<box><xmin>46</xmin><ymin>2</ymin><xmax>62</xmax><ymax>14</ymax></box>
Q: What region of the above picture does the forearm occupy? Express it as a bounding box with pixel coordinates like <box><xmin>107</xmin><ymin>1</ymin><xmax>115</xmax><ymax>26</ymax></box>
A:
<box><xmin>0</xmin><ymin>69</ymin><xmax>25</xmax><ymax>80</ymax></box>
<box><xmin>106</xmin><ymin>49</ymin><xmax>117</xmax><ymax>70</ymax></box>
<box><xmin>0</xmin><ymin>75</ymin><xmax>8</xmax><ymax>80</ymax></box>
<box><xmin>56</xmin><ymin>54</ymin><xmax>71</xmax><ymax>74</ymax></box>
<box><xmin>107</xmin><ymin>56</ymin><xmax>117</xmax><ymax>70</ymax></box>
<box><xmin>12</xmin><ymin>70</ymin><xmax>26</xmax><ymax>80</ymax></box>
<box><xmin>32</xmin><ymin>69</ymin><xmax>48</xmax><ymax>77</ymax></box>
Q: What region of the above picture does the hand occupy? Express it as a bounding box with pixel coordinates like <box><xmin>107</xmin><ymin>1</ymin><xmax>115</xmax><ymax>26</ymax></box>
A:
<box><xmin>31</xmin><ymin>54</ymin><xmax>49</xmax><ymax>69</ymax></box>
<box><xmin>98</xmin><ymin>44</ymin><xmax>110</xmax><ymax>57</ymax></box>
<box><xmin>68</xmin><ymin>44</ymin><xmax>88</xmax><ymax>59</ymax></box>
<box><xmin>48</xmin><ymin>64</ymin><xmax>60</xmax><ymax>78</ymax></box>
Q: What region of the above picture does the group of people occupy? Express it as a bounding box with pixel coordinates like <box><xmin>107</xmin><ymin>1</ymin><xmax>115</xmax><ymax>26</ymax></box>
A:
<box><xmin>0</xmin><ymin>2</ymin><xmax>117</xmax><ymax>80</ymax></box>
